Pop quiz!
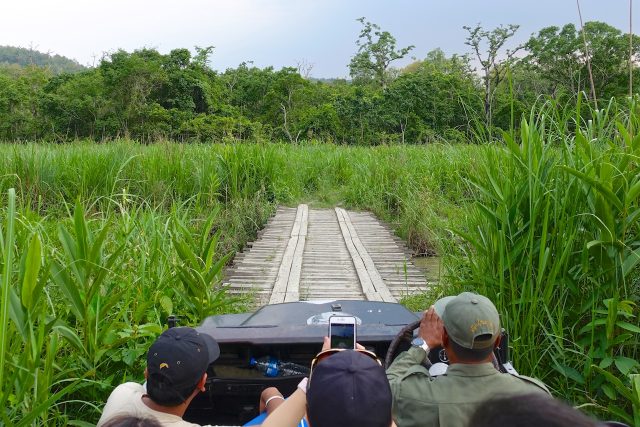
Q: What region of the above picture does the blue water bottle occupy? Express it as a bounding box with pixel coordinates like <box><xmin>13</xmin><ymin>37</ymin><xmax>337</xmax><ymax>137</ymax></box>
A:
<box><xmin>249</xmin><ymin>356</ymin><xmax>309</xmax><ymax>377</ymax></box>
<box><xmin>250</xmin><ymin>356</ymin><xmax>280</xmax><ymax>377</ymax></box>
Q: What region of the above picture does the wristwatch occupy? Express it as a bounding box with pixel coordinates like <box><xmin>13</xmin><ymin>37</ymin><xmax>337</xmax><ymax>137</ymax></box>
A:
<box><xmin>411</xmin><ymin>337</ymin><xmax>430</xmax><ymax>355</ymax></box>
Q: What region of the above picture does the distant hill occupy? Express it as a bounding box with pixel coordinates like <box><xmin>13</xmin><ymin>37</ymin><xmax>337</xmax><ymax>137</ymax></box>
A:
<box><xmin>0</xmin><ymin>45</ymin><xmax>87</xmax><ymax>74</ymax></box>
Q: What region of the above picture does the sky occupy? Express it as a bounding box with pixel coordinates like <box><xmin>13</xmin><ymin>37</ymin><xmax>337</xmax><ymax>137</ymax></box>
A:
<box><xmin>0</xmin><ymin>0</ymin><xmax>636</xmax><ymax>78</ymax></box>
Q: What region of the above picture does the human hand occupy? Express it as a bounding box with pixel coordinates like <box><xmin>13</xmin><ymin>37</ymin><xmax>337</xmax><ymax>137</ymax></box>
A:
<box><xmin>419</xmin><ymin>306</ymin><xmax>443</xmax><ymax>348</ymax></box>
<box><xmin>322</xmin><ymin>336</ymin><xmax>331</xmax><ymax>351</ymax></box>
<box><xmin>322</xmin><ymin>336</ymin><xmax>365</xmax><ymax>351</ymax></box>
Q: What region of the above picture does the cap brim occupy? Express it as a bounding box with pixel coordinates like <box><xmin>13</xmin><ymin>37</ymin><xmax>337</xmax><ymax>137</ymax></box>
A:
<box><xmin>433</xmin><ymin>296</ymin><xmax>455</xmax><ymax>318</ymax></box>
<box><xmin>199</xmin><ymin>332</ymin><xmax>220</xmax><ymax>364</ymax></box>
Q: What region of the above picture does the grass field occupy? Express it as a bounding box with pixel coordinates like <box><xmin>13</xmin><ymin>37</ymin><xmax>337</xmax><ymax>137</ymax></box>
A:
<box><xmin>2</xmin><ymin>100</ymin><xmax>640</xmax><ymax>424</ymax></box>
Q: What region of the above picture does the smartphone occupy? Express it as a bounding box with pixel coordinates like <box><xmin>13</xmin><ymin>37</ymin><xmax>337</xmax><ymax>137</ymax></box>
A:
<box><xmin>328</xmin><ymin>316</ymin><xmax>357</xmax><ymax>349</ymax></box>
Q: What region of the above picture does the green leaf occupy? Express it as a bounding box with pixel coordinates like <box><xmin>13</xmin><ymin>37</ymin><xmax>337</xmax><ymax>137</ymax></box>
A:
<box><xmin>561</xmin><ymin>165</ymin><xmax>624</xmax><ymax>211</ymax></box>
<box><xmin>622</xmin><ymin>246</ymin><xmax>640</xmax><ymax>277</ymax></box>
<box><xmin>631</xmin><ymin>374</ymin><xmax>640</xmax><ymax>423</ymax></box>
<box><xmin>602</xmin><ymin>383</ymin><xmax>617</xmax><ymax>400</ymax></box>
<box><xmin>616</xmin><ymin>321</ymin><xmax>640</xmax><ymax>334</ymax></box>
<box><xmin>50</xmin><ymin>262</ymin><xmax>84</xmax><ymax>321</ymax></box>
<box><xmin>578</xmin><ymin>318</ymin><xmax>607</xmax><ymax>335</ymax></box>
<box><xmin>53</xmin><ymin>323</ymin><xmax>87</xmax><ymax>355</ymax></box>
<box><xmin>592</xmin><ymin>365</ymin><xmax>638</xmax><ymax>404</ymax></box>
<box><xmin>20</xmin><ymin>234</ymin><xmax>42</xmax><ymax>311</ymax></box>
<box><xmin>614</xmin><ymin>357</ymin><xmax>639</xmax><ymax>376</ymax></box>
<box><xmin>8</xmin><ymin>288</ymin><xmax>27</xmax><ymax>340</ymax></box>
<box><xmin>554</xmin><ymin>363</ymin><xmax>585</xmax><ymax>385</ymax></box>
<box><xmin>159</xmin><ymin>295</ymin><xmax>173</xmax><ymax>316</ymax></box>
<box><xmin>626</xmin><ymin>180</ymin><xmax>640</xmax><ymax>206</ymax></box>
<box><xmin>138</xmin><ymin>323</ymin><xmax>162</xmax><ymax>336</ymax></box>
<box><xmin>600</xmin><ymin>357</ymin><xmax>614</xmax><ymax>369</ymax></box>
<box><xmin>611</xmin><ymin>333</ymin><xmax>633</xmax><ymax>346</ymax></box>
<box><xmin>73</xmin><ymin>200</ymin><xmax>89</xmax><ymax>262</ymax></box>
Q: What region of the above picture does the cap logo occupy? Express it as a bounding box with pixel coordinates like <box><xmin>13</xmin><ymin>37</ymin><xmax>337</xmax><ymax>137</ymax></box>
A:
<box><xmin>470</xmin><ymin>319</ymin><xmax>494</xmax><ymax>334</ymax></box>
<box><xmin>159</xmin><ymin>362</ymin><xmax>169</xmax><ymax>369</ymax></box>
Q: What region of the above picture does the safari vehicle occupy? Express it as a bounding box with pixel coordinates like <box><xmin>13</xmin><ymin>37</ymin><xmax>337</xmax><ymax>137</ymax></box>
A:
<box><xmin>183</xmin><ymin>299</ymin><xmax>514</xmax><ymax>426</ymax></box>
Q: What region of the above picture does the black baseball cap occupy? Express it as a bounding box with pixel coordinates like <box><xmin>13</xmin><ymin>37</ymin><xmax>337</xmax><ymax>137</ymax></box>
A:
<box><xmin>307</xmin><ymin>350</ymin><xmax>392</xmax><ymax>427</ymax></box>
<box><xmin>146</xmin><ymin>327</ymin><xmax>220</xmax><ymax>405</ymax></box>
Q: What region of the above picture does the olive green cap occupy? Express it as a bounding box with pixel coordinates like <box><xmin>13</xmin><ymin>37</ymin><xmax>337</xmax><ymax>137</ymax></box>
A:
<box><xmin>441</xmin><ymin>292</ymin><xmax>500</xmax><ymax>350</ymax></box>
<box><xmin>433</xmin><ymin>296</ymin><xmax>455</xmax><ymax>318</ymax></box>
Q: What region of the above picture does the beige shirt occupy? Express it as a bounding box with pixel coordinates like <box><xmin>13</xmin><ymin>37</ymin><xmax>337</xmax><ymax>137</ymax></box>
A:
<box><xmin>97</xmin><ymin>382</ymin><xmax>239</xmax><ymax>427</ymax></box>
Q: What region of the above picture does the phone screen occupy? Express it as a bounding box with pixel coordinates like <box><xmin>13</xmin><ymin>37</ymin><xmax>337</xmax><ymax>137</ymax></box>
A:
<box><xmin>330</xmin><ymin>322</ymin><xmax>355</xmax><ymax>349</ymax></box>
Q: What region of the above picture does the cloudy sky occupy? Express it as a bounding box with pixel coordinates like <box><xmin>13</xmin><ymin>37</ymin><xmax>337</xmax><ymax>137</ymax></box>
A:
<box><xmin>0</xmin><ymin>0</ymin><xmax>635</xmax><ymax>77</ymax></box>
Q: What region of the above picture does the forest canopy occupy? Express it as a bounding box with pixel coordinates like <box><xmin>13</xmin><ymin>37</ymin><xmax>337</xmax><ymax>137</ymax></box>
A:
<box><xmin>0</xmin><ymin>45</ymin><xmax>86</xmax><ymax>74</ymax></box>
<box><xmin>0</xmin><ymin>20</ymin><xmax>637</xmax><ymax>143</ymax></box>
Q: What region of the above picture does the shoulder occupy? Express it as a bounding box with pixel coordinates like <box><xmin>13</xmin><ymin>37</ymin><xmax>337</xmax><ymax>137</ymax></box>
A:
<box><xmin>509</xmin><ymin>374</ymin><xmax>552</xmax><ymax>395</ymax></box>
<box><xmin>108</xmin><ymin>382</ymin><xmax>145</xmax><ymax>398</ymax></box>
<box><xmin>98</xmin><ymin>382</ymin><xmax>145</xmax><ymax>426</ymax></box>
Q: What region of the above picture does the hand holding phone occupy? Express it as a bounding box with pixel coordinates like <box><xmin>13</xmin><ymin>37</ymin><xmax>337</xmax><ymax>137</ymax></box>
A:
<box><xmin>328</xmin><ymin>316</ymin><xmax>357</xmax><ymax>349</ymax></box>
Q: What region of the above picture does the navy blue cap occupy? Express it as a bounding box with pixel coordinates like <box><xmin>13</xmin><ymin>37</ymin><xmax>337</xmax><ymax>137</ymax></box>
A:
<box><xmin>307</xmin><ymin>350</ymin><xmax>392</xmax><ymax>427</ymax></box>
<box><xmin>146</xmin><ymin>327</ymin><xmax>219</xmax><ymax>405</ymax></box>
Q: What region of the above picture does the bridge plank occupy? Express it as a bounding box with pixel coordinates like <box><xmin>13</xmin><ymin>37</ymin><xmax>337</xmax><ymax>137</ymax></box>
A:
<box><xmin>223</xmin><ymin>205</ymin><xmax>430</xmax><ymax>306</ymax></box>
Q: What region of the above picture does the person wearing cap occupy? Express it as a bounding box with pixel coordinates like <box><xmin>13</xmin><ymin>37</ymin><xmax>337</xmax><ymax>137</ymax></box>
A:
<box><xmin>97</xmin><ymin>327</ymin><xmax>237</xmax><ymax>427</ymax></box>
<box><xmin>386</xmin><ymin>292</ymin><xmax>550</xmax><ymax>427</ymax></box>
<box><xmin>260</xmin><ymin>337</ymin><xmax>395</xmax><ymax>427</ymax></box>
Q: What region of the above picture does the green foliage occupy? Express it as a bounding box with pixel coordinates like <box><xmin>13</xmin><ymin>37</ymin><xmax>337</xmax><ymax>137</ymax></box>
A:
<box><xmin>0</xmin><ymin>141</ymin><xmax>486</xmax><ymax>423</ymax></box>
<box><xmin>452</xmin><ymin>99</ymin><xmax>640</xmax><ymax>423</ymax></box>
<box><xmin>0</xmin><ymin>184</ymin><xmax>266</xmax><ymax>423</ymax></box>
<box><xmin>463</xmin><ymin>23</ymin><xmax>520</xmax><ymax>128</ymax></box>
<box><xmin>0</xmin><ymin>45</ymin><xmax>86</xmax><ymax>74</ymax></box>
<box><xmin>1</xmin><ymin>20</ymin><xmax>640</xmax><ymax>143</ymax></box>
<box><xmin>349</xmin><ymin>17</ymin><xmax>414</xmax><ymax>88</ymax></box>
<box><xmin>525</xmin><ymin>22</ymin><xmax>640</xmax><ymax>101</ymax></box>
<box><xmin>384</xmin><ymin>49</ymin><xmax>480</xmax><ymax>143</ymax></box>
<box><xmin>171</xmin><ymin>210</ymin><xmax>232</xmax><ymax>321</ymax></box>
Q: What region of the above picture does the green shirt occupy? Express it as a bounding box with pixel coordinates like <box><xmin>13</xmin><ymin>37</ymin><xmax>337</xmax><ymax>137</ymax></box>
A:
<box><xmin>386</xmin><ymin>347</ymin><xmax>550</xmax><ymax>427</ymax></box>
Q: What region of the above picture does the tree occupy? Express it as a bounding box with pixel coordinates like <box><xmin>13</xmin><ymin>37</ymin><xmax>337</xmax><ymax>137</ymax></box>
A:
<box><xmin>99</xmin><ymin>49</ymin><xmax>167</xmax><ymax>137</ymax></box>
<box><xmin>524</xmin><ymin>22</ymin><xmax>640</xmax><ymax>101</ymax></box>
<box><xmin>0</xmin><ymin>45</ymin><xmax>86</xmax><ymax>74</ymax></box>
<box><xmin>349</xmin><ymin>17</ymin><xmax>414</xmax><ymax>89</ymax></box>
<box><xmin>0</xmin><ymin>65</ymin><xmax>50</xmax><ymax>140</ymax></box>
<box><xmin>384</xmin><ymin>50</ymin><xmax>481</xmax><ymax>143</ymax></box>
<box><xmin>40</xmin><ymin>70</ymin><xmax>106</xmax><ymax>139</ymax></box>
<box><xmin>464</xmin><ymin>23</ymin><xmax>520</xmax><ymax>127</ymax></box>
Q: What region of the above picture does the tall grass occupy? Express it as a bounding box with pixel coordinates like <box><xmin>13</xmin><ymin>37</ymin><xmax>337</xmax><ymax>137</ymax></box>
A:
<box><xmin>454</xmin><ymin>97</ymin><xmax>640</xmax><ymax>424</ymax></box>
<box><xmin>0</xmin><ymin>195</ymin><xmax>265</xmax><ymax>424</ymax></box>
<box><xmin>0</xmin><ymin>142</ymin><xmax>481</xmax><ymax>424</ymax></box>
<box><xmin>3</xmin><ymin>120</ymin><xmax>637</xmax><ymax>423</ymax></box>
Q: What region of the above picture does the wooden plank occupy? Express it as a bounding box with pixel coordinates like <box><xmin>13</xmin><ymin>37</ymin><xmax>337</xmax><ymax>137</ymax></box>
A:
<box><xmin>225</xmin><ymin>204</ymin><xmax>430</xmax><ymax>305</ymax></box>
<box><xmin>335</xmin><ymin>208</ymin><xmax>396</xmax><ymax>302</ymax></box>
<box><xmin>269</xmin><ymin>204</ymin><xmax>308</xmax><ymax>304</ymax></box>
<box><xmin>346</xmin><ymin>210</ymin><xmax>429</xmax><ymax>299</ymax></box>
<box><xmin>336</xmin><ymin>208</ymin><xmax>389</xmax><ymax>302</ymax></box>
<box><xmin>284</xmin><ymin>205</ymin><xmax>308</xmax><ymax>302</ymax></box>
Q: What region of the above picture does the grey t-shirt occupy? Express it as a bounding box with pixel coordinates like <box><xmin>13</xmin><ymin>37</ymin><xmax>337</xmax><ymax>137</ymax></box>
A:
<box><xmin>97</xmin><ymin>382</ymin><xmax>239</xmax><ymax>427</ymax></box>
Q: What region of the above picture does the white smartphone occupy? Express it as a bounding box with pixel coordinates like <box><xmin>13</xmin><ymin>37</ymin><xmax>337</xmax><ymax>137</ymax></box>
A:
<box><xmin>328</xmin><ymin>316</ymin><xmax>357</xmax><ymax>349</ymax></box>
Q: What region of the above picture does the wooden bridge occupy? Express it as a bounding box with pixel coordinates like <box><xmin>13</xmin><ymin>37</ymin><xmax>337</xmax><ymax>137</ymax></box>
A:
<box><xmin>224</xmin><ymin>205</ymin><xmax>431</xmax><ymax>305</ymax></box>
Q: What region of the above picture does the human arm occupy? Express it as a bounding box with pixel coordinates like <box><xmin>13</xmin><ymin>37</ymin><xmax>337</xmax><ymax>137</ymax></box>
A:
<box><xmin>386</xmin><ymin>306</ymin><xmax>442</xmax><ymax>383</ymax></box>
<box><xmin>259</xmin><ymin>387</ymin><xmax>286</xmax><ymax>414</ymax></box>
<box><xmin>260</xmin><ymin>383</ymin><xmax>307</xmax><ymax>427</ymax></box>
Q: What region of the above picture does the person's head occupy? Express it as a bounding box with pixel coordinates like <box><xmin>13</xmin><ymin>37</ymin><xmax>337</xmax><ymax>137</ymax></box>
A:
<box><xmin>145</xmin><ymin>327</ymin><xmax>220</xmax><ymax>407</ymax></box>
<box><xmin>101</xmin><ymin>416</ymin><xmax>163</xmax><ymax>427</ymax></box>
<box><xmin>439</xmin><ymin>292</ymin><xmax>501</xmax><ymax>363</ymax></box>
<box><xmin>468</xmin><ymin>393</ymin><xmax>600</xmax><ymax>427</ymax></box>
<box><xmin>306</xmin><ymin>350</ymin><xmax>392</xmax><ymax>427</ymax></box>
